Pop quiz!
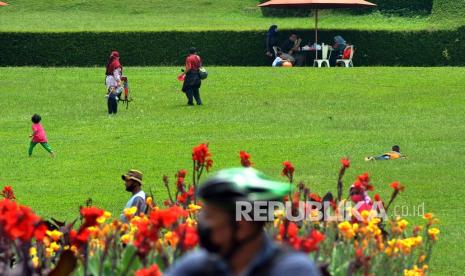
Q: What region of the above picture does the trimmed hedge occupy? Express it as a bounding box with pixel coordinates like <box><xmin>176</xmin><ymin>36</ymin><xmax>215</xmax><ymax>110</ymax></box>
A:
<box><xmin>432</xmin><ymin>0</ymin><xmax>465</xmax><ymax>19</ymax></box>
<box><xmin>1</xmin><ymin>28</ymin><xmax>465</xmax><ymax>66</ymax></box>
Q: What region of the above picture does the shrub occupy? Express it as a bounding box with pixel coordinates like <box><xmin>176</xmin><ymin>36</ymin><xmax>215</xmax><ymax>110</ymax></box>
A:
<box><xmin>1</xmin><ymin>27</ymin><xmax>465</xmax><ymax>67</ymax></box>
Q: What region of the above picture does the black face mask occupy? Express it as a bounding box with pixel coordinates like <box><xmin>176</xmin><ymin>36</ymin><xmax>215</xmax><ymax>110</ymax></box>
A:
<box><xmin>197</xmin><ymin>219</ymin><xmax>222</xmax><ymax>254</ymax></box>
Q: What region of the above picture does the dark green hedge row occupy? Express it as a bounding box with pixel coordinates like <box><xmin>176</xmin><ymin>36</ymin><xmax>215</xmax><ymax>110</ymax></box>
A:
<box><xmin>1</xmin><ymin>27</ymin><xmax>464</xmax><ymax>66</ymax></box>
<box><xmin>432</xmin><ymin>0</ymin><xmax>465</xmax><ymax>18</ymax></box>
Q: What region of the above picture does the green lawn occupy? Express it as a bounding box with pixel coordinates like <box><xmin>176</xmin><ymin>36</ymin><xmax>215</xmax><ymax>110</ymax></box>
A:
<box><xmin>0</xmin><ymin>67</ymin><xmax>464</xmax><ymax>274</ymax></box>
<box><xmin>0</xmin><ymin>0</ymin><xmax>451</xmax><ymax>32</ymax></box>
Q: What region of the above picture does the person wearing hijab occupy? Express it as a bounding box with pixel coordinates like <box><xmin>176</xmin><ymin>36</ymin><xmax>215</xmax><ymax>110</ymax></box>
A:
<box><xmin>182</xmin><ymin>47</ymin><xmax>203</xmax><ymax>106</ymax></box>
<box><xmin>265</xmin><ymin>25</ymin><xmax>279</xmax><ymax>61</ymax></box>
<box><xmin>105</xmin><ymin>51</ymin><xmax>123</xmax><ymax>114</ymax></box>
<box><xmin>330</xmin><ymin>35</ymin><xmax>346</xmax><ymax>66</ymax></box>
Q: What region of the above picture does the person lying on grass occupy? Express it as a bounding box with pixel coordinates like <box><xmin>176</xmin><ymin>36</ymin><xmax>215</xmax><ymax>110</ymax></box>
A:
<box><xmin>365</xmin><ymin>145</ymin><xmax>406</xmax><ymax>161</ymax></box>
<box><xmin>29</xmin><ymin>114</ymin><xmax>55</xmax><ymax>158</ymax></box>
<box><xmin>272</xmin><ymin>51</ymin><xmax>291</xmax><ymax>67</ymax></box>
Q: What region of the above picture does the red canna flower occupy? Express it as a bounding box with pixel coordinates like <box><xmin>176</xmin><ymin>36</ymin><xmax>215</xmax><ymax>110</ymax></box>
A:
<box><xmin>279</xmin><ymin>221</ymin><xmax>298</xmax><ymax>239</ymax></box>
<box><xmin>176</xmin><ymin>169</ymin><xmax>187</xmax><ymax>190</ymax></box>
<box><xmin>177</xmin><ymin>192</ymin><xmax>188</xmax><ymax>204</ymax></box>
<box><xmin>340</xmin><ymin>158</ymin><xmax>350</xmax><ymax>168</ymax></box>
<box><xmin>353</xmin><ymin>173</ymin><xmax>374</xmax><ymax>191</ymax></box>
<box><xmin>374</xmin><ymin>194</ymin><xmax>381</xmax><ymax>201</ymax></box>
<box><xmin>177</xmin><ymin>223</ymin><xmax>199</xmax><ymax>251</ymax></box>
<box><xmin>192</xmin><ymin>143</ymin><xmax>213</xmax><ymax>171</ymax></box>
<box><xmin>390</xmin><ymin>181</ymin><xmax>405</xmax><ymax>192</ymax></box>
<box><xmin>301</xmin><ymin>230</ymin><xmax>325</xmax><ymax>253</ymax></box>
<box><xmin>70</xmin><ymin>228</ymin><xmax>91</xmax><ymax>247</ymax></box>
<box><xmin>239</xmin><ymin>151</ymin><xmax>253</xmax><ymax>167</ymax></box>
<box><xmin>133</xmin><ymin>219</ymin><xmax>159</xmax><ymax>257</ymax></box>
<box><xmin>309</xmin><ymin>193</ymin><xmax>321</xmax><ymax>203</ymax></box>
<box><xmin>135</xmin><ymin>264</ymin><xmax>162</xmax><ymax>276</ymax></box>
<box><xmin>0</xmin><ymin>199</ymin><xmax>44</xmax><ymax>242</ymax></box>
<box><xmin>177</xmin><ymin>169</ymin><xmax>187</xmax><ymax>179</ymax></box>
<box><xmin>282</xmin><ymin>161</ymin><xmax>295</xmax><ymax>178</ymax></box>
<box><xmin>149</xmin><ymin>206</ymin><xmax>188</xmax><ymax>228</ymax></box>
<box><xmin>80</xmin><ymin>207</ymin><xmax>104</xmax><ymax>227</ymax></box>
<box><xmin>1</xmin><ymin>186</ymin><xmax>15</xmax><ymax>200</ymax></box>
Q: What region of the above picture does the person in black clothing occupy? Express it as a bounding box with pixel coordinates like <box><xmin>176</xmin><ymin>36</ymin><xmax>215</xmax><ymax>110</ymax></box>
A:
<box><xmin>281</xmin><ymin>34</ymin><xmax>306</xmax><ymax>66</ymax></box>
<box><xmin>182</xmin><ymin>47</ymin><xmax>203</xmax><ymax>106</ymax></box>
<box><xmin>265</xmin><ymin>25</ymin><xmax>279</xmax><ymax>61</ymax></box>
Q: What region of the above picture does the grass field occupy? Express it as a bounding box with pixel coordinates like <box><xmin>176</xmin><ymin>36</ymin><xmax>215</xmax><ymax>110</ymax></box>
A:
<box><xmin>0</xmin><ymin>0</ymin><xmax>451</xmax><ymax>32</ymax></box>
<box><xmin>0</xmin><ymin>67</ymin><xmax>464</xmax><ymax>274</ymax></box>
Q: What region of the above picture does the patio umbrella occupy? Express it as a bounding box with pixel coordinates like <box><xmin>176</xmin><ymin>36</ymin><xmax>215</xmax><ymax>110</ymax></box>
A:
<box><xmin>258</xmin><ymin>0</ymin><xmax>376</xmax><ymax>59</ymax></box>
<box><xmin>0</xmin><ymin>2</ymin><xmax>9</xmax><ymax>6</ymax></box>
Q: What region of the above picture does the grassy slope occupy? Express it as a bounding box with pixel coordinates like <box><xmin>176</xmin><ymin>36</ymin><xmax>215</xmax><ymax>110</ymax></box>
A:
<box><xmin>0</xmin><ymin>0</ymin><xmax>445</xmax><ymax>32</ymax></box>
<box><xmin>0</xmin><ymin>67</ymin><xmax>464</xmax><ymax>274</ymax></box>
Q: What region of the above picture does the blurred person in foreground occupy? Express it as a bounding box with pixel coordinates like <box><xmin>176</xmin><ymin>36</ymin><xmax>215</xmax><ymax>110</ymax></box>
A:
<box><xmin>166</xmin><ymin>168</ymin><xmax>321</xmax><ymax>276</ymax></box>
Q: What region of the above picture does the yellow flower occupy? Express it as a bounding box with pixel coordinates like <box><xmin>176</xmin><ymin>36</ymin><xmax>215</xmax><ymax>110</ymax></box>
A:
<box><xmin>146</xmin><ymin>197</ymin><xmax>153</xmax><ymax>206</ymax></box>
<box><xmin>32</xmin><ymin>257</ymin><xmax>39</xmax><ymax>268</ymax></box>
<box><xmin>29</xmin><ymin>247</ymin><xmax>37</xmax><ymax>257</ymax></box>
<box><xmin>428</xmin><ymin>228</ymin><xmax>440</xmax><ymax>241</ymax></box>
<box><xmin>46</xmin><ymin>230</ymin><xmax>63</xmax><ymax>242</ymax></box>
<box><xmin>385</xmin><ymin>239</ymin><xmax>399</xmax><ymax>256</ymax></box>
<box><xmin>124</xmin><ymin>206</ymin><xmax>138</xmax><ymax>219</ymax></box>
<box><xmin>121</xmin><ymin>234</ymin><xmax>131</xmax><ymax>244</ymax></box>
<box><xmin>187</xmin><ymin>203</ymin><xmax>202</xmax><ymax>213</ymax></box>
<box><xmin>45</xmin><ymin>247</ymin><xmax>54</xmax><ymax>258</ymax></box>
<box><xmin>164</xmin><ymin>231</ymin><xmax>179</xmax><ymax>247</ymax></box>
<box><xmin>404</xmin><ymin>265</ymin><xmax>427</xmax><ymax>276</ymax></box>
<box><xmin>274</xmin><ymin>209</ymin><xmax>285</xmax><ymax>218</ymax></box>
<box><xmin>338</xmin><ymin>221</ymin><xmax>356</xmax><ymax>240</ymax></box>
<box><xmin>397</xmin><ymin>219</ymin><xmax>409</xmax><ymax>231</ymax></box>
<box><xmin>49</xmin><ymin>242</ymin><xmax>60</xmax><ymax>252</ymax></box>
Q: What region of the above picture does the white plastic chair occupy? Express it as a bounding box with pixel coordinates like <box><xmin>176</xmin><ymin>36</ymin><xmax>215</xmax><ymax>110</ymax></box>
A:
<box><xmin>336</xmin><ymin>45</ymin><xmax>354</xmax><ymax>67</ymax></box>
<box><xmin>313</xmin><ymin>44</ymin><xmax>330</xmax><ymax>67</ymax></box>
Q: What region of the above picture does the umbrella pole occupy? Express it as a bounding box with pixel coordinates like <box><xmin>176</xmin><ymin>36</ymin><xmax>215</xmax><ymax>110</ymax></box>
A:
<box><xmin>314</xmin><ymin>9</ymin><xmax>318</xmax><ymax>60</ymax></box>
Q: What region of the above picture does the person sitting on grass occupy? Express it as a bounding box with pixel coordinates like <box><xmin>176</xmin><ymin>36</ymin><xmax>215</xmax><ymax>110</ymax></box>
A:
<box><xmin>365</xmin><ymin>145</ymin><xmax>406</xmax><ymax>161</ymax></box>
<box><xmin>120</xmin><ymin>170</ymin><xmax>147</xmax><ymax>223</ymax></box>
<box><xmin>29</xmin><ymin>114</ymin><xmax>55</xmax><ymax>158</ymax></box>
<box><xmin>272</xmin><ymin>51</ymin><xmax>291</xmax><ymax>67</ymax></box>
<box><xmin>280</xmin><ymin>34</ymin><xmax>305</xmax><ymax>66</ymax></box>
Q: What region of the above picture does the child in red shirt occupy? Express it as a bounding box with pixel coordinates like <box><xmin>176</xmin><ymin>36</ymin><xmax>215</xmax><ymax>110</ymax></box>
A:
<box><xmin>29</xmin><ymin>114</ymin><xmax>55</xmax><ymax>158</ymax></box>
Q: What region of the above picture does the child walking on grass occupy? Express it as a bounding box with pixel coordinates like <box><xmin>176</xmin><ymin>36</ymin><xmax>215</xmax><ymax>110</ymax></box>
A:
<box><xmin>29</xmin><ymin>114</ymin><xmax>55</xmax><ymax>158</ymax></box>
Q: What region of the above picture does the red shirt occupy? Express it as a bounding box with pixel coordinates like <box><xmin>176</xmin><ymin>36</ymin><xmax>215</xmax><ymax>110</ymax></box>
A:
<box><xmin>185</xmin><ymin>55</ymin><xmax>201</xmax><ymax>71</ymax></box>
<box><xmin>32</xmin><ymin>123</ymin><xmax>47</xmax><ymax>143</ymax></box>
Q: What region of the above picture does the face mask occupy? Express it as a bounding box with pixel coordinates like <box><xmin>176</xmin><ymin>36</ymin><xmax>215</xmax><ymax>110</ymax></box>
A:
<box><xmin>197</xmin><ymin>219</ymin><xmax>222</xmax><ymax>254</ymax></box>
<box><xmin>351</xmin><ymin>194</ymin><xmax>364</xmax><ymax>203</ymax></box>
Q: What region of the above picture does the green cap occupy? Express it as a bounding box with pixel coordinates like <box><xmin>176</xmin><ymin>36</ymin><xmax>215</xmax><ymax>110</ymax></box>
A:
<box><xmin>198</xmin><ymin>167</ymin><xmax>291</xmax><ymax>203</ymax></box>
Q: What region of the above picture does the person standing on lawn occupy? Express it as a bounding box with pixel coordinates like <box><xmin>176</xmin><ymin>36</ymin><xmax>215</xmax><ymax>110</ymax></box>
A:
<box><xmin>29</xmin><ymin>114</ymin><xmax>55</xmax><ymax>158</ymax></box>
<box><xmin>105</xmin><ymin>50</ymin><xmax>123</xmax><ymax>115</ymax></box>
<box><xmin>182</xmin><ymin>47</ymin><xmax>203</xmax><ymax>106</ymax></box>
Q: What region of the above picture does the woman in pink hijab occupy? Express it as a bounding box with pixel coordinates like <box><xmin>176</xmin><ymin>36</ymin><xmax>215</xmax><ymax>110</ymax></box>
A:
<box><xmin>105</xmin><ymin>51</ymin><xmax>123</xmax><ymax>114</ymax></box>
